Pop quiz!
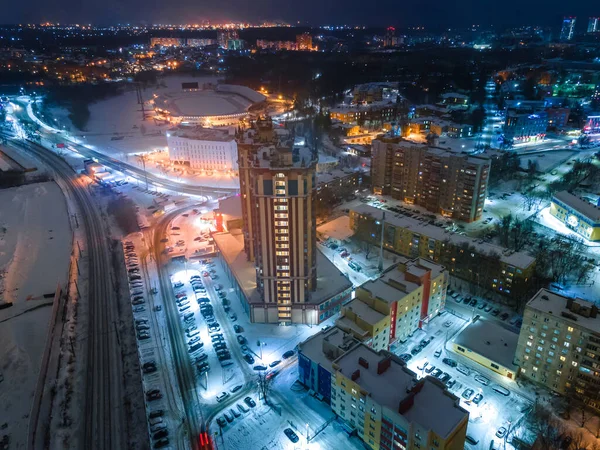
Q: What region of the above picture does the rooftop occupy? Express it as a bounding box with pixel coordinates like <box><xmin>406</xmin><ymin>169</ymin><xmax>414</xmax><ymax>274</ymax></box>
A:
<box><xmin>154</xmin><ymin>88</ymin><xmax>253</xmax><ymax>117</ymax></box>
<box><xmin>350</xmin><ymin>204</ymin><xmax>535</xmax><ymax>269</ymax></box>
<box><xmin>316</xmin><ymin>215</ymin><xmax>353</xmax><ymax>242</ymax></box>
<box><xmin>527</xmin><ymin>288</ymin><xmax>600</xmax><ymax>333</ymax></box>
<box><xmin>253</xmin><ymin>145</ymin><xmax>317</xmax><ymax>170</ymax></box>
<box><xmin>333</xmin><ymin>346</ymin><xmax>467</xmax><ymax>438</ymax></box>
<box><xmin>298</xmin><ymin>326</ymin><xmax>360</xmax><ymax>373</ymax></box>
<box><xmin>166</xmin><ymin>125</ymin><xmax>235</xmax><ymax>142</ymax></box>
<box><xmin>552</xmin><ymin>191</ymin><xmax>600</xmax><ymax>223</ymax></box>
<box><xmin>343</xmin><ymin>298</ymin><xmax>387</xmax><ymax>325</ymax></box>
<box><xmin>213</xmin><ymin>231</ymin><xmax>352</xmax><ymax>306</ymax></box>
<box><xmin>453</xmin><ymin>318</ymin><xmax>520</xmax><ymax>371</ymax></box>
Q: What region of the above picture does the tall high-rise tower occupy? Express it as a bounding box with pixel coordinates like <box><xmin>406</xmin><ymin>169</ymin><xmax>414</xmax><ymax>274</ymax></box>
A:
<box><xmin>588</xmin><ymin>17</ymin><xmax>600</xmax><ymax>33</ymax></box>
<box><xmin>238</xmin><ymin>125</ymin><xmax>318</xmax><ymax>325</ymax></box>
<box><xmin>560</xmin><ymin>17</ymin><xmax>576</xmax><ymax>41</ymax></box>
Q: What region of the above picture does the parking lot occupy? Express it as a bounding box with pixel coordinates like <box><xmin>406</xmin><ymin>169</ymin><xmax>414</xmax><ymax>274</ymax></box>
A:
<box><xmin>390</xmin><ymin>308</ymin><xmax>530</xmax><ymax>450</ymax></box>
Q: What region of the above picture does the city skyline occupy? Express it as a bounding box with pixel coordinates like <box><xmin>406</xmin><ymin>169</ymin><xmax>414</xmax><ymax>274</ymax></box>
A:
<box><xmin>0</xmin><ymin>0</ymin><xmax>598</xmax><ymax>29</ymax></box>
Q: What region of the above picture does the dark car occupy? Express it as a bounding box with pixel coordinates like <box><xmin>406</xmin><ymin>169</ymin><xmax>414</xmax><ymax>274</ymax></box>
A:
<box><xmin>473</xmin><ymin>393</ymin><xmax>484</xmax><ymax>404</ymax></box>
<box><xmin>217</xmin><ymin>417</ymin><xmax>227</xmax><ymax>427</ymax></box>
<box><xmin>154</xmin><ymin>438</ymin><xmax>169</xmax><ymax>448</ymax></box>
<box><xmin>284</xmin><ymin>428</ymin><xmax>299</xmax><ymax>443</ymax></box>
<box><xmin>146</xmin><ymin>389</ymin><xmax>162</xmax><ymax>401</ymax></box>
<box><xmin>282</xmin><ymin>350</ymin><xmax>295</xmax><ymax>359</ymax></box>
<box><xmin>244</xmin><ymin>396</ymin><xmax>256</xmax><ymax>408</ymax></box>
<box><xmin>254</xmin><ymin>365</ymin><xmax>267</xmax><ymax>371</ymax></box>
<box><xmin>462</xmin><ymin>389</ymin><xmax>474</xmax><ymax>399</ymax></box>
<box><xmin>500</xmin><ymin>312</ymin><xmax>510</xmax><ymax>321</ymax></box>
<box><xmin>491</xmin><ymin>308</ymin><xmax>500</xmax><ymax>316</ymax></box>
<box><xmin>149</xmin><ymin>409</ymin><xmax>164</xmax><ymax>419</ymax></box>
<box><xmin>399</xmin><ymin>353</ymin><xmax>412</xmax><ymax>362</ymax></box>
<box><xmin>233</xmin><ymin>324</ymin><xmax>243</xmax><ymax>333</ymax></box>
<box><xmin>442</xmin><ymin>358</ymin><xmax>457</xmax><ymax>368</ymax></box>
<box><xmin>236</xmin><ymin>335</ymin><xmax>247</xmax><ymax>345</ymax></box>
<box><xmin>244</xmin><ymin>354</ymin><xmax>255</xmax><ymax>364</ymax></box>
<box><xmin>153</xmin><ymin>429</ymin><xmax>168</xmax><ymax>440</ymax></box>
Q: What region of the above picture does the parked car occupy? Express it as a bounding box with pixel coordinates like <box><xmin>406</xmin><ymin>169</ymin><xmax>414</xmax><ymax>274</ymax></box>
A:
<box><xmin>236</xmin><ymin>335</ymin><xmax>247</xmax><ymax>345</ymax></box>
<box><xmin>462</xmin><ymin>388</ymin><xmax>474</xmax><ymax>400</ymax></box>
<box><xmin>269</xmin><ymin>360</ymin><xmax>281</xmax><ymax>368</ymax></box>
<box><xmin>253</xmin><ymin>365</ymin><xmax>267</xmax><ymax>371</ymax></box>
<box><xmin>244</xmin><ymin>354</ymin><xmax>255</xmax><ymax>364</ymax></box>
<box><xmin>244</xmin><ymin>396</ymin><xmax>256</xmax><ymax>408</ymax></box>
<box><xmin>217</xmin><ymin>417</ymin><xmax>227</xmax><ymax>427</ymax></box>
<box><xmin>216</xmin><ymin>392</ymin><xmax>230</xmax><ymax>403</ymax></box>
<box><xmin>473</xmin><ymin>393</ymin><xmax>484</xmax><ymax>404</ymax></box>
<box><xmin>282</xmin><ymin>350</ymin><xmax>295</xmax><ymax>359</ymax></box>
<box><xmin>496</xmin><ymin>427</ymin><xmax>507</xmax><ymax>438</ymax></box>
<box><xmin>442</xmin><ymin>358</ymin><xmax>457</xmax><ymax>368</ymax></box>
<box><xmin>233</xmin><ymin>324</ymin><xmax>243</xmax><ymax>333</ymax></box>
<box><xmin>284</xmin><ymin>428</ymin><xmax>299</xmax><ymax>443</ymax></box>
<box><xmin>146</xmin><ymin>389</ymin><xmax>162</xmax><ymax>401</ymax></box>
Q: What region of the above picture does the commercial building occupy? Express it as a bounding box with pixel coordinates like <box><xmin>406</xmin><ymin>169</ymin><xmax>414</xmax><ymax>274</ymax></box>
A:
<box><xmin>439</xmin><ymin>92</ymin><xmax>469</xmax><ymax>108</ymax></box>
<box><xmin>451</xmin><ymin>317</ymin><xmax>519</xmax><ymax>379</ymax></box>
<box><xmin>584</xmin><ymin>115</ymin><xmax>600</xmax><ymax>134</ymax></box>
<box><xmin>331</xmin><ymin>345</ymin><xmax>469</xmax><ymax>450</ymax></box>
<box><xmin>546</xmin><ymin>107</ymin><xmax>571</xmax><ymax>128</ymax></box>
<box><xmin>338</xmin><ymin>257</ymin><xmax>448</xmax><ymax>351</ymax></box>
<box><xmin>166</xmin><ymin>126</ymin><xmax>238</xmax><ymax>172</ymax></box>
<box><xmin>298</xmin><ymin>326</ymin><xmax>360</xmax><ymax>403</ymax></box>
<box><xmin>515</xmin><ymin>289</ymin><xmax>600</xmax><ymax>412</ymax></box>
<box><xmin>560</xmin><ymin>17</ymin><xmax>576</xmax><ymax>41</ymax></box>
<box><xmin>371</xmin><ymin>137</ymin><xmax>490</xmax><ymax>223</ymax></box>
<box><xmin>503</xmin><ymin>108</ymin><xmax>548</xmax><ymax>143</ymax></box>
<box><xmin>349</xmin><ymin>204</ymin><xmax>536</xmax><ymax>297</ymax></box>
<box><xmin>588</xmin><ymin>17</ymin><xmax>599</xmax><ymax>33</ymax></box>
<box><xmin>550</xmin><ymin>191</ymin><xmax>600</xmax><ymax>241</ymax></box>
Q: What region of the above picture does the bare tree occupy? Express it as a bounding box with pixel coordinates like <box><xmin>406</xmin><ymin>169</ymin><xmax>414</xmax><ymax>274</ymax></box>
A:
<box><xmin>257</xmin><ymin>370</ymin><xmax>273</xmax><ymax>405</ymax></box>
<box><xmin>525</xmin><ymin>402</ymin><xmax>564</xmax><ymax>449</ymax></box>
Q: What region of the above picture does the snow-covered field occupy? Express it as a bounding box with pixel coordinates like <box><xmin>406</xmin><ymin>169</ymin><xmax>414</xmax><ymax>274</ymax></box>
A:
<box><xmin>519</xmin><ymin>149</ymin><xmax>576</xmax><ymax>173</ymax></box>
<box><xmin>0</xmin><ymin>181</ymin><xmax>71</xmax><ymax>448</ymax></box>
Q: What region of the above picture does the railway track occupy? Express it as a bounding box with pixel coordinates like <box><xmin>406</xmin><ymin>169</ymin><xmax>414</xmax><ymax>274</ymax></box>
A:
<box><xmin>11</xmin><ymin>138</ymin><xmax>125</xmax><ymax>450</ymax></box>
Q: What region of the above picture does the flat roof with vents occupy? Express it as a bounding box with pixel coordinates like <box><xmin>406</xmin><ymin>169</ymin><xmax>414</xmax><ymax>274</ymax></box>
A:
<box><xmin>453</xmin><ymin>318</ymin><xmax>520</xmax><ymax>372</ymax></box>
<box><xmin>552</xmin><ymin>191</ymin><xmax>600</xmax><ymax>223</ymax></box>
<box><xmin>527</xmin><ymin>288</ymin><xmax>600</xmax><ymax>333</ymax></box>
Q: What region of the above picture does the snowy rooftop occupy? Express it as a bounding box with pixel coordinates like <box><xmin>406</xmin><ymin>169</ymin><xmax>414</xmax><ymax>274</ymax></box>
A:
<box><xmin>527</xmin><ymin>288</ymin><xmax>600</xmax><ymax>333</ymax></box>
<box><xmin>330</xmin><ymin>100</ymin><xmax>395</xmax><ymax>114</ymax></box>
<box><xmin>216</xmin><ymin>195</ymin><xmax>243</xmax><ymax>219</ymax></box>
<box><xmin>333</xmin><ymin>346</ymin><xmax>467</xmax><ymax>438</ymax></box>
<box><xmin>453</xmin><ymin>318</ymin><xmax>520</xmax><ymax>371</ymax></box>
<box><xmin>298</xmin><ymin>326</ymin><xmax>360</xmax><ymax>373</ymax></box>
<box><xmin>343</xmin><ymin>298</ymin><xmax>387</xmax><ymax>325</ymax></box>
<box><xmin>441</xmin><ymin>92</ymin><xmax>469</xmax><ymax>100</ymax></box>
<box><xmin>213</xmin><ymin>231</ymin><xmax>352</xmax><ymax>306</ymax></box>
<box><xmin>317</xmin><ymin>168</ymin><xmax>362</xmax><ymax>185</ymax></box>
<box><xmin>552</xmin><ymin>191</ymin><xmax>600</xmax><ymax>223</ymax></box>
<box><xmin>402</xmin><ymin>378</ymin><xmax>468</xmax><ymax>439</ymax></box>
<box><xmin>358</xmin><ymin>258</ymin><xmax>445</xmax><ymax>304</ymax></box>
<box><xmin>166</xmin><ymin>125</ymin><xmax>235</xmax><ymax>142</ymax></box>
<box><xmin>351</xmin><ymin>204</ymin><xmax>535</xmax><ymax>269</ymax></box>
<box><xmin>253</xmin><ymin>145</ymin><xmax>316</xmax><ymax>170</ymax></box>
<box><xmin>316</xmin><ymin>216</ymin><xmax>353</xmax><ymax>241</ymax></box>
<box><xmin>154</xmin><ymin>88</ymin><xmax>252</xmax><ymax>117</ymax></box>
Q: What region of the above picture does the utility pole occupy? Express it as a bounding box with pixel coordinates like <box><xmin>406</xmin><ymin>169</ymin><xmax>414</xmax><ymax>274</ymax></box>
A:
<box><xmin>378</xmin><ymin>211</ymin><xmax>385</xmax><ymax>272</ymax></box>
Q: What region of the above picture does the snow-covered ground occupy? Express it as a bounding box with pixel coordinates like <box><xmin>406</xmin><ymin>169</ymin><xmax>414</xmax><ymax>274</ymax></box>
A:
<box><xmin>0</xmin><ymin>182</ymin><xmax>71</xmax><ymax>448</ymax></box>
<box><xmin>518</xmin><ymin>149</ymin><xmax>576</xmax><ymax>172</ymax></box>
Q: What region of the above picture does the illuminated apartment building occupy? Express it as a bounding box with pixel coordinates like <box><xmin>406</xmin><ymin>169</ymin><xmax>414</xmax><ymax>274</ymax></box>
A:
<box><xmin>371</xmin><ymin>137</ymin><xmax>490</xmax><ymax>223</ymax></box>
<box><xmin>515</xmin><ymin>289</ymin><xmax>600</xmax><ymax>412</ymax></box>
<box><xmin>331</xmin><ymin>346</ymin><xmax>469</xmax><ymax>450</ymax></box>
<box><xmin>337</xmin><ymin>257</ymin><xmax>448</xmax><ymax>350</ymax></box>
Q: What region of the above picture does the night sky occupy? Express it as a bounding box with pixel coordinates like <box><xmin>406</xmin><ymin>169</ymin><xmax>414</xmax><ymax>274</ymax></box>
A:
<box><xmin>0</xmin><ymin>0</ymin><xmax>595</xmax><ymax>28</ymax></box>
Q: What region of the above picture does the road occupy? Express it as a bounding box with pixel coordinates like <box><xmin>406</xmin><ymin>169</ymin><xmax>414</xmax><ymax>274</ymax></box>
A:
<box><xmin>8</xmin><ymin>137</ymin><xmax>127</xmax><ymax>450</ymax></box>
<box><xmin>15</xmin><ymin>100</ymin><xmax>238</xmax><ymax>199</ymax></box>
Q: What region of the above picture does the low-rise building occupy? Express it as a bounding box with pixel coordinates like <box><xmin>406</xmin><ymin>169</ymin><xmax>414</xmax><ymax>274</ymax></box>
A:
<box><xmin>515</xmin><ymin>289</ymin><xmax>600</xmax><ymax>412</ymax></box>
<box><xmin>331</xmin><ymin>345</ymin><xmax>469</xmax><ymax>450</ymax></box>
<box><xmin>451</xmin><ymin>317</ymin><xmax>520</xmax><ymax>379</ymax></box>
<box><xmin>330</xmin><ymin>103</ymin><xmax>397</xmax><ymax>126</ymax></box>
<box><xmin>503</xmin><ymin>108</ymin><xmax>548</xmax><ymax>143</ymax></box>
<box><xmin>166</xmin><ymin>125</ymin><xmax>238</xmax><ymax>172</ymax></box>
<box><xmin>550</xmin><ymin>191</ymin><xmax>600</xmax><ymax>241</ymax></box>
<box><xmin>349</xmin><ymin>204</ymin><xmax>536</xmax><ymax>298</ymax></box>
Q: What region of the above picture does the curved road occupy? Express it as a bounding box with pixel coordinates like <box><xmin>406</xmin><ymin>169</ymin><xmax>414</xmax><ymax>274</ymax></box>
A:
<box><xmin>15</xmin><ymin>101</ymin><xmax>239</xmax><ymax>199</ymax></box>
<box><xmin>9</xmin><ymin>137</ymin><xmax>127</xmax><ymax>450</ymax></box>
